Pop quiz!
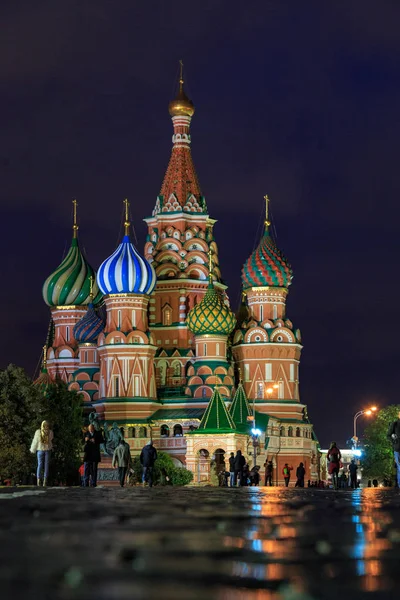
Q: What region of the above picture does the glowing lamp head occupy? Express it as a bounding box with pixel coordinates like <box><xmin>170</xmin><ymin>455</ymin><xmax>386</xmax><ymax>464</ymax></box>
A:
<box><xmin>267</xmin><ymin>387</ymin><xmax>273</xmax><ymax>394</ymax></box>
<box><xmin>251</xmin><ymin>428</ymin><xmax>261</xmax><ymax>437</ymax></box>
<box><xmin>353</xmin><ymin>449</ymin><xmax>362</xmax><ymax>457</ymax></box>
<box><xmin>273</xmin><ymin>384</ymin><xmax>279</xmax><ymax>389</ymax></box>
<box><xmin>371</xmin><ymin>406</ymin><xmax>378</xmax><ymax>412</ymax></box>
<box><xmin>365</xmin><ymin>410</ymin><xmax>372</xmax><ymax>416</ymax></box>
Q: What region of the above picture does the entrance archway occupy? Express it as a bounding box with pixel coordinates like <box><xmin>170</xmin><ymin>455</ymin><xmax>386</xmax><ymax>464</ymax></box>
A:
<box><xmin>197</xmin><ymin>449</ymin><xmax>210</xmax><ymax>484</ymax></box>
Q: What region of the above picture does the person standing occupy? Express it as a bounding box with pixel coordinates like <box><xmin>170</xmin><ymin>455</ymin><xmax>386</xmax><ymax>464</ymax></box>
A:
<box><xmin>112</xmin><ymin>438</ymin><xmax>132</xmax><ymax>487</ymax></box>
<box><xmin>264</xmin><ymin>460</ymin><xmax>273</xmax><ymax>486</ymax></box>
<box><xmin>295</xmin><ymin>462</ymin><xmax>306</xmax><ymax>487</ymax></box>
<box><xmin>140</xmin><ymin>440</ymin><xmax>158</xmax><ymax>487</ymax></box>
<box><xmin>387</xmin><ymin>411</ymin><xmax>400</xmax><ymax>488</ymax></box>
<box><xmin>234</xmin><ymin>450</ymin><xmax>245</xmax><ymax>487</ymax></box>
<box><xmin>83</xmin><ymin>424</ymin><xmax>103</xmax><ymax>487</ymax></box>
<box><xmin>282</xmin><ymin>463</ymin><xmax>293</xmax><ymax>487</ymax></box>
<box><xmin>327</xmin><ymin>441</ymin><xmax>341</xmax><ymax>490</ymax></box>
<box><xmin>30</xmin><ymin>420</ymin><xmax>54</xmax><ymax>486</ymax></box>
<box><xmin>349</xmin><ymin>459</ymin><xmax>358</xmax><ymax>489</ymax></box>
<box><xmin>228</xmin><ymin>452</ymin><xmax>235</xmax><ymax>487</ymax></box>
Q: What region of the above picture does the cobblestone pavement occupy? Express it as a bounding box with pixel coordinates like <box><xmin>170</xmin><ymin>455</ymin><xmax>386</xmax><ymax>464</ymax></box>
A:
<box><xmin>1</xmin><ymin>486</ymin><xmax>400</xmax><ymax>600</ymax></box>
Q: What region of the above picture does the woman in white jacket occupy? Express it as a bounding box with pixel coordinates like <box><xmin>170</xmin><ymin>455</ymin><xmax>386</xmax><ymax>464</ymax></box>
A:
<box><xmin>30</xmin><ymin>421</ymin><xmax>54</xmax><ymax>486</ymax></box>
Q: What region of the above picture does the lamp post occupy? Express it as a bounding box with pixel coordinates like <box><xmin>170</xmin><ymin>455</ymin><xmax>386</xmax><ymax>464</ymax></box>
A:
<box><xmin>353</xmin><ymin>406</ymin><xmax>378</xmax><ymax>448</ymax></box>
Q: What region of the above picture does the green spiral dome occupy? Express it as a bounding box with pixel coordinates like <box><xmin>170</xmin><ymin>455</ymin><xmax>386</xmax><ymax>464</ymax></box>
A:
<box><xmin>43</xmin><ymin>237</ymin><xmax>102</xmax><ymax>307</ymax></box>
<box><xmin>186</xmin><ymin>283</ymin><xmax>237</xmax><ymax>336</ymax></box>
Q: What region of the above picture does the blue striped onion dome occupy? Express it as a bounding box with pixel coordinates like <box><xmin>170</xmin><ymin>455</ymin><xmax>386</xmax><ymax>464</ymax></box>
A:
<box><xmin>73</xmin><ymin>302</ymin><xmax>104</xmax><ymax>343</ymax></box>
<box><xmin>97</xmin><ymin>235</ymin><xmax>156</xmax><ymax>295</ymax></box>
<box><xmin>43</xmin><ymin>238</ymin><xmax>102</xmax><ymax>307</ymax></box>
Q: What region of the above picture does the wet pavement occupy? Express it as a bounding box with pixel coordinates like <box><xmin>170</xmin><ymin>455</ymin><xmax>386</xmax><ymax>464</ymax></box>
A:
<box><xmin>0</xmin><ymin>486</ymin><xmax>399</xmax><ymax>600</ymax></box>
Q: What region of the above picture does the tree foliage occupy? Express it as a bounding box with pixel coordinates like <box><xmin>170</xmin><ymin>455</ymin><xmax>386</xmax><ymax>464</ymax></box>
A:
<box><xmin>362</xmin><ymin>405</ymin><xmax>400</xmax><ymax>481</ymax></box>
<box><xmin>0</xmin><ymin>364</ymin><xmax>39</xmax><ymax>483</ymax></box>
<box><xmin>0</xmin><ymin>364</ymin><xmax>83</xmax><ymax>485</ymax></box>
<box><xmin>34</xmin><ymin>381</ymin><xmax>83</xmax><ymax>485</ymax></box>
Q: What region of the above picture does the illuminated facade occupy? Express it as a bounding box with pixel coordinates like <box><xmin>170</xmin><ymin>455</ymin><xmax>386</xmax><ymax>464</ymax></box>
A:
<box><xmin>40</xmin><ymin>69</ymin><xmax>319</xmax><ymax>484</ymax></box>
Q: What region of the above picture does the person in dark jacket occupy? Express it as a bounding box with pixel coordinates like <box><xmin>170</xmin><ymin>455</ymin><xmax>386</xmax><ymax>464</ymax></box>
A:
<box><xmin>83</xmin><ymin>424</ymin><xmax>104</xmax><ymax>487</ymax></box>
<box><xmin>295</xmin><ymin>462</ymin><xmax>306</xmax><ymax>487</ymax></box>
<box><xmin>228</xmin><ymin>452</ymin><xmax>235</xmax><ymax>487</ymax></box>
<box><xmin>264</xmin><ymin>460</ymin><xmax>273</xmax><ymax>486</ymax></box>
<box><xmin>327</xmin><ymin>441</ymin><xmax>341</xmax><ymax>490</ymax></box>
<box><xmin>387</xmin><ymin>412</ymin><xmax>400</xmax><ymax>488</ymax></box>
<box><xmin>349</xmin><ymin>459</ymin><xmax>358</xmax><ymax>489</ymax></box>
<box><xmin>140</xmin><ymin>440</ymin><xmax>158</xmax><ymax>487</ymax></box>
<box><xmin>234</xmin><ymin>450</ymin><xmax>245</xmax><ymax>487</ymax></box>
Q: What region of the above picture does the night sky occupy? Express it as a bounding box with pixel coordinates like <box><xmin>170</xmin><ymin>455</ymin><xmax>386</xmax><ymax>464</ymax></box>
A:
<box><xmin>2</xmin><ymin>1</ymin><xmax>400</xmax><ymax>448</ymax></box>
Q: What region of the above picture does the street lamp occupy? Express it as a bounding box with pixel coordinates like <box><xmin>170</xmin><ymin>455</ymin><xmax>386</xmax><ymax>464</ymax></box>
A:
<box><xmin>353</xmin><ymin>406</ymin><xmax>378</xmax><ymax>448</ymax></box>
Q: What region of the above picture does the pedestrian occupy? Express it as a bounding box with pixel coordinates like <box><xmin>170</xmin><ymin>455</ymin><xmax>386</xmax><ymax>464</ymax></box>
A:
<box><xmin>372</xmin><ymin>479</ymin><xmax>378</xmax><ymax>488</ymax></box>
<box><xmin>327</xmin><ymin>441</ymin><xmax>341</xmax><ymax>490</ymax></box>
<box><xmin>264</xmin><ymin>460</ymin><xmax>273</xmax><ymax>486</ymax></box>
<box><xmin>349</xmin><ymin>459</ymin><xmax>358</xmax><ymax>489</ymax></box>
<box><xmin>234</xmin><ymin>450</ymin><xmax>245</xmax><ymax>486</ymax></box>
<box><xmin>83</xmin><ymin>423</ymin><xmax>104</xmax><ymax>487</ymax></box>
<box><xmin>140</xmin><ymin>440</ymin><xmax>158</xmax><ymax>487</ymax></box>
<box><xmin>112</xmin><ymin>438</ymin><xmax>132</xmax><ymax>487</ymax></box>
<box><xmin>387</xmin><ymin>411</ymin><xmax>400</xmax><ymax>489</ymax></box>
<box><xmin>78</xmin><ymin>464</ymin><xmax>85</xmax><ymax>486</ymax></box>
<box><xmin>250</xmin><ymin>466</ymin><xmax>261</xmax><ymax>486</ymax></box>
<box><xmin>228</xmin><ymin>452</ymin><xmax>235</xmax><ymax>487</ymax></box>
<box><xmin>30</xmin><ymin>420</ymin><xmax>54</xmax><ymax>486</ymax></box>
<box><xmin>282</xmin><ymin>463</ymin><xmax>293</xmax><ymax>487</ymax></box>
<box><xmin>242</xmin><ymin>462</ymin><xmax>250</xmax><ymax>486</ymax></box>
<box><xmin>295</xmin><ymin>462</ymin><xmax>306</xmax><ymax>487</ymax></box>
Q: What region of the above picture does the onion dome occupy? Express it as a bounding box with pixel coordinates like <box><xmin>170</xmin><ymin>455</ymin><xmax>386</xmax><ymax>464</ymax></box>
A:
<box><xmin>187</xmin><ymin>281</ymin><xmax>236</xmax><ymax>336</ymax></box>
<box><xmin>97</xmin><ymin>200</ymin><xmax>156</xmax><ymax>295</ymax></box>
<box><xmin>73</xmin><ymin>302</ymin><xmax>104</xmax><ymax>343</ymax></box>
<box><xmin>43</xmin><ymin>201</ymin><xmax>102</xmax><ymax>307</ymax></box>
<box><xmin>242</xmin><ymin>196</ymin><xmax>293</xmax><ymax>289</ymax></box>
<box><xmin>168</xmin><ymin>61</ymin><xmax>195</xmax><ymax>117</ymax></box>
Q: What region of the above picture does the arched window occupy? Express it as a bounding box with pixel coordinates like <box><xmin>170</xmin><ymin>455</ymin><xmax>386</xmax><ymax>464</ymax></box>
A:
<box><xmin>128</xmin><ymin>427</ymin><xmax>135</xmax><ymax>438</ymax></box>
<box><xmin>173</xmin><ymin>424</ymin><xmax>183</xmax><ymax>437</ymax></box>
<box><xmin>280</xmin><ymin>426</ymin><xmax>285</xmax><ymax>437</ymax></box>
<box><xmin>139</xmin><ymin>426</ymin><xmax>147</xmax><ymax>438</ymax></box>
<box><xmin>296</xmin><ymin>427</ymin><xmax>301</xmax><ymax>438</ymax></box>
<box><xmin>162</xmin><ymin>304</ymin><xmax>172</xmax><ymax>326</ymax></box>
<box><xmin>172</xmin><ymin>361</ymin><xmax>181</xmax><ymax>377</ymax></box>
<box><xmin>160</xmin><ymin>424</ymin><xmax>169</xmax><ymax>437</ymax></box>
<box><xmin>288</xmin><ymin>426</ymin><xmax>293</xmax><ymax>437</ymax></box>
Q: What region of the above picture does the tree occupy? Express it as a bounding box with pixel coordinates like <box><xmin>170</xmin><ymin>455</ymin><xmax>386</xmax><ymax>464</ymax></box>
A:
<box><xmin>362</xmin><ymin>405</ymin><xmax>400</xmax><ymax>481</ymax></box>
<box><xmin>129</xmin><ymin>450</ymin><xmax>193</xmax><ymax>485</ymax></box>
<box><xmin>0</xmin><ymin>364</ymin><xmax>40</xmax><ymax>483</ymax></box>
<box><xmin>35</xmin><ymin>381</ymin><xmax>83</xmax><ymax>485</ymax></box>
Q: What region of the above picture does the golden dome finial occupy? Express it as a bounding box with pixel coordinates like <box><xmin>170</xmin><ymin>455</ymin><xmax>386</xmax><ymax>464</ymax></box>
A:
<box><xmin>264</xmin><ymin>194</ymin><xmax>271</xmax><ymax>228</ymax></box>
<box><xmin>72</xmin><ymin>199</ymin><xmax>79</xmax><ymax>238</ymax></box>
<box><xmin>168</xmin><ymin>60</ymin><xmax>195</xmax><ymax>117</ymax></box>
<box><xmin>123</xmin><ymin>198</ymin><xmax>130</xmax><ymax>236</ymax></box>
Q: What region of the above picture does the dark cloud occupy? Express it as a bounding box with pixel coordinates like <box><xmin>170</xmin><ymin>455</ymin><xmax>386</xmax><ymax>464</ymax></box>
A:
<box><xmin>1</xmin><ymin>1</ymin><xmax>400</xmax><ymax>446</ymax></box>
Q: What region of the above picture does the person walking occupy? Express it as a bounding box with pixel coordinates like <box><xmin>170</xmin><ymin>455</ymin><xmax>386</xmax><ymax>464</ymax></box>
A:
<box><xmin>295</xmin><ymin>462</ymin><xmax>306</xmax><ymax>487</ymax></box>
<box><xmin>282</xmin><ymin>463</ymin><xmax>293</xmax><ymax>487</ymax></box>
<box><xmin>112</xmin><ymin>438</ymin><xmax>132</xmax><ymax>487</ymax></box>
<box><xmin>327</xmin><ymin>441</ymin><xmax>341</xmax><ymax>490</ymax></box>
<box><xmin>228</xmin><ymin>452</ymin><xmax>235</xmax><ymax>487</ymax></box>
<box><xmin>83</xmin><ymin>424</ymin><xmax>103</xmax><ymax>487</ymax></box>
<box><xmin>30</xmin><ymin>420</ymin><xmax>54</xmax><ymax>486</ymax></box>
<box><xmin>140</xmin><ymin>440</ymin><xmax>158</xmax><ymax>487</ymax></box>
<box><xmin>264</xmin><ymin>460</ymin><xmax>273</xmax><ymax>486</ymax></box>
<box><xmin>234</xmin><ymin>449</ymin><xmax>245</xmax><ymax>487</ymax></box>
<box><xmin>387</xmin><ymin>411</ymin><xmax>400</xmax><ymax>489</ymax></box>
<box><xmin>349</xmin><ymin>459</ymin><xmax>358</xmax><ymax>489</ymax></box>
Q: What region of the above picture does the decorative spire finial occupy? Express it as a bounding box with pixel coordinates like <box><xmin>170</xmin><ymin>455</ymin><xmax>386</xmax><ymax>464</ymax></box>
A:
<box><xmin>123</xmin><ymin>199</ymin><xmax>130</xmax><ymax>236</ymax></box>
<box><xmin>42</xmin><ymin>344</ymin><xmax>47</xmax><ymax>369</ymax></box>
<box><xmin>89</xmin><ymin>275</ymin><xmax>94</xmax><ymax>301</ymax></box>
<box><xmin>264</xmin><ymin>194</ymin><xmax>271</xmax><ymax>228</ymax></box>
<box><xmin>72</xmin><ymin>199</ymin><xmax>79</xmax><ymax>238</ymax></box>
<box><xmin>208</xmin><ymin>248</ymin><xmax>213</xmax><ymax>283</ymax></box>
<box><xmin>238</xmin><ymin>367</ymin><xmax>242</xmax><ymax>383</ymax></box>
<box><xmin>179</xmin><ymin>59</ymin><xmax>184</xmax><ymax>91</ymax></box>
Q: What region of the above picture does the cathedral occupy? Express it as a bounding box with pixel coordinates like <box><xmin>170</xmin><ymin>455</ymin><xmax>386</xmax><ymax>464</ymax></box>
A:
<box><xmin>40</xmin><ymin>69</ymin><xmax>319</xmax><ymax>485</ymax></box>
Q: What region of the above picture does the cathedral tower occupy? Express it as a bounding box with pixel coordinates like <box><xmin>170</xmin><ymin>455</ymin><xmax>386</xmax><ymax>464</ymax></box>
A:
<box><xmin>144</xmin><ymin>62</ymin><xmax>225</xmax><ymax>395</ymax></box>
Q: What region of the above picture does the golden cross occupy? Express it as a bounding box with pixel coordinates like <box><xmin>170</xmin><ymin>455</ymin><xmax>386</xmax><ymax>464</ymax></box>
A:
<box><xmin>72</xmin><ymin>199</ymin><xmax>79</xmax><ymax>238</ymax></box>
<box><xmin>179</xmin><ymin>59</ymin><xmax>184</xmax><ymax>87</ymax></box>
<box><xmin>89</xmin><ymin>275</ymin><xmax>94</xmax><ymax>300</ymax></box>
<box><xmin>208</xmin><ymin>249</ymin><xmax>213</xmax><ymax>282</ymax></box>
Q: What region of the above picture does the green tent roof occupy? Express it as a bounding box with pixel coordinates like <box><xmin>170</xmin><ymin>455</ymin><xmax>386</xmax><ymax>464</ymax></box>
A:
<box><xmin>196</xmin><ymin>387</ymin><xmax>236</xmax><ymax>433</ymax></box>
<box><xmin>230</xmin><ymin>382</ymin><xmax>253</xmax><ymax>432</ymax></box>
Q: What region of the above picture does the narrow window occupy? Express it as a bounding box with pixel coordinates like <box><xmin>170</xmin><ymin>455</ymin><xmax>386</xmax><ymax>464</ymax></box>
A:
<box><xmin>265</xmin><ymin>363</ymin><xmax>272</xmax><ymax>381</ymax></box>
<box><xmin>257</xmin><ymin>382</ymin><xmax>264</xmax><ymax>399</ymax></box>
<box><xmin>216</xmin><ymin>343</ymin><xmax>220</xmax><ymax>356</ymax></box>
<box><xmin>260</xmin><ymin>304</ymin><xmax>263</xmax><ymax>321</ymax></box>
<box><xmin>244</xmin><ymin>364</ymin><xmax>250</xmax><ymax>382</ymax></box>
<box><xmin>132</xmin><ymin>310</ymin><xmax>136</xmax><ymax>327</ymax></box>
<box><xmin>278</xmin><ymin>380</ymin><xmax>284</xmax><ymax>399</ymax></box>
<box><xmin>118</xmin><ymin>310</ymin><xmax>122</xmax><ymax>328</ymax></box>
<box><xmin>66</xmin><ymin>326</ymin><xmax>70</xmax><ymax>342</ymax></box>
<box><xmin>203</xmin><ymin>344</ymin><xmax>207</xmax><ymax>356</ymax></box>
<box><xmin>115</xmin><ymin>376</ymin><xmax>120</xmax><ymax>397</ymax></box>
<box><xmin>273</xmin><ymin>304</ymin><xmax>278</xmax><ymax>320</ymax></box>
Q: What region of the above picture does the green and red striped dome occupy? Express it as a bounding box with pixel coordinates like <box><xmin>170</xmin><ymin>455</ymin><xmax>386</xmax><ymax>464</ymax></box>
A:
<box><xmin>242</xmin><ymin>229</ymin><xmax>293</xmax><ymax>289</ymax></box>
